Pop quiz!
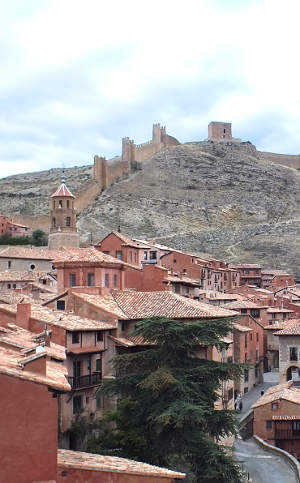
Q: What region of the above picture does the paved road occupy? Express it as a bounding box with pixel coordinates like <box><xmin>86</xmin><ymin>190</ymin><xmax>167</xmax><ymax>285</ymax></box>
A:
<box><xmin>235</xmin><ymin>438</ymin><xmax>298</xmax><ymax>483</ymax></box>
<box><xmin>237</xmin><ymin>371</ymin><xmax>280</xmax><ymax>420</ymax></box>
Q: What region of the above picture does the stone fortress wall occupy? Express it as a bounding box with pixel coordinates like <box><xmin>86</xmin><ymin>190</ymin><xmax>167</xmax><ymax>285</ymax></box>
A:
<box><xmin>208</xmin><ymin>121</ymin><xmax>300</xmax><ymax>170</ymax></box>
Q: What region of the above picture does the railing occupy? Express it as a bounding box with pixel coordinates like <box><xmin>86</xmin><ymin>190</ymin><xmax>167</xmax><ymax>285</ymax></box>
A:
<box><xmin>275</xmin><ymin>429</ymin><xmax>300</xmax><ymax>440</ymax></box>
<box><xmin>68</xmin><ymin>372</ymin><xmax>102</xmax><ymax>389</ymax></box>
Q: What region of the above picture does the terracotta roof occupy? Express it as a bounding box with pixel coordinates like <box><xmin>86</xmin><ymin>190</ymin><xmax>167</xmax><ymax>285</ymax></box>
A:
<box><xmin>262</xmin><ymin>269</ymin><xmax>292</xmax><ymax>277</ymax></box>
<box><xmin>203</xmin><ymin>291</ymin><xmax>244</xmax><ymax>301</ymax></box>
<box><xmin>0</xmin><ymin>303</ymin><xmax>116</xmax><ymax>332</ymax></box>
<box><xmin>220</xmin><ymin>300</ymin><xmax>261</xmax><ymax>310</ymax></box>
<box><xmin>0</xmin><ymin>271</ymin><xmax>50</xmax><ymax>283</ymax></box>
<box><xmin>266</xmin><ymin>308</ymin><xmax>293</xmax><ymax>313</ymax></box>
<box><xmin>67</xmin><ymin>346</ymin><xmax>106</xmax><ymax>355</ymax></box>
<box><xmin>57</xmin><ymin>449</ymin><xmax>185</xmax><ymax>479</ymax></box>
<box><xmin>0</xmin><ymin>292</ymin><xmax>32</xmax><ymax>305</ymax></box>
<box><xmin>252</xmin><ymin>381</ymin><xmax>300</xmax><ymax>408</ymax></box>
<box><xmin>229</xmin><ymin>264</ymin><xmax>262</xmax><ymax>269</ymax></box>
<box><xmin>272</xmin><ymin>415</ymin><xmax>300</xmax><ymax>420</ymax></box>
<box><xmin>234</xmin><ymin>323</ymin><xmax>252</xmax><ymax>332</ymax></box>
<box><xmin>0</xmin><ymin>345</ymin><xmax>70</xmax><ymax>392</ymax></box>
<box><xmin>0</xmin><ymin>247</ymin><xmax>59</xmax><ymax>260</ymax></box>
<box><xmin>97</xmin><ymin>231</ymin><xmax>151</xmax><ymax>249</ymax></box>
<box><xmin>265</xmin><ymin>319</ymin><xmax>300</xmax><ymax>331</ymax></box>
<box><xmin>74</xmin><ymin>290</ymin><xmax>238</xmax><ymax>320</ymax></box>
<box><xmin>51</xmin><ymin>182</ymin><xmax>75</xmax><ymax>198</ymax></box>
<box><xmin>109</xmin><ymin>334</ymin><xmax>155</xmax><ymax>347</ymax></box>
<box><xmin>166</xmin><ymin>275</ymin><xmax>202</xmax><ymax>286</ymax></box>
<box><xmin>274</xmin><ymin>321</ymin><xmax>300</xmax><ymax>336</ymax></box>
<box><xmin>0</xmin><ymin>323</ymin><xmax>66</xmax><ymax>360</ymax></box>
<box><xmin>53</xmin><ymin>247</ymin><xmax>127</xmax><ymax>266</ymax></box>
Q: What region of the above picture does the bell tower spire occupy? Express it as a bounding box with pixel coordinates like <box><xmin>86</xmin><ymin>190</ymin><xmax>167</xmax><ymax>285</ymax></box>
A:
<box><xmin>48</xmin><ymin>172</ymin><xmax>80</xmax><ymax>250</ymax></box>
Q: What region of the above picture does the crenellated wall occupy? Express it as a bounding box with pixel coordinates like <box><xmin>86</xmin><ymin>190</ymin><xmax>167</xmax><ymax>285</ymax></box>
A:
<box><xmin>93</xmin><ymin>123</ymin><xmax>179</xmax><ymax>189</ymax></box>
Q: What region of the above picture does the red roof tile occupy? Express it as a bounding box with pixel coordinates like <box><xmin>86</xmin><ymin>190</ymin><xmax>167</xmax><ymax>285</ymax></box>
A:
<box><xmin>51</xmin><ymin>182</ymin><xmax>75</xmax><ymax>198</ymax></box>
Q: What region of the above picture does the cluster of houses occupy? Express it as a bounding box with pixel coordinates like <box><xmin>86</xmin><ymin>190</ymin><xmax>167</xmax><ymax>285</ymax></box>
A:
<box><xmin>2</xmin><ymin>177</ymin><xmax>300</xmax><ymax>481</ymax></box>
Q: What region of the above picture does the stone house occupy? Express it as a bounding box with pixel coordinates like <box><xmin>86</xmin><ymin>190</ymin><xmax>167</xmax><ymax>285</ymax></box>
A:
<box><xmin>274</xmin><ymin>321</ymin><xmax>300</xmax><ymax>384</ymax></box>
<box><xmin>229</xmin><ymin>264</ymin><xmax>262</xmax><ymax>287</ymax></box>
<box><xmin>252</xmin><ymin>381</ymin><xmax>300</xmax><ymax>459</ymax></box>
<box><xmin>0</xmin><ymin>214</ymin><xmax>31</xmax><ymax>237</ymax></box>
<box><xmin>262</xmin><ymin>269</ymin><xmax>295</xmax><ymax>290</ymax></box>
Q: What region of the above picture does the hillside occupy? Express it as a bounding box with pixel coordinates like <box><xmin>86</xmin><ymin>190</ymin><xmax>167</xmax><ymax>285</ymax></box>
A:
<box><xmin>1</xmin><ymin>140</ymin><xmax>300</xmax><ymax>277</ymax></box>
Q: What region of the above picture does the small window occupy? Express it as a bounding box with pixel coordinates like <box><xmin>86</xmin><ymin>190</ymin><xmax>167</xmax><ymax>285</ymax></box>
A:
<box><xmin>8</xmin><ymin>261</ymin><xmax>11</xmax><ymax>269</ymax></box>
<box><xmin>57</xmin><ymin>300</ymin><xmax>65</xmax><ymax>310</ymax></box>
<box><xmin>290</xmin><ymin>347</ymin><xmax>298</xmax><ymax>361</ymax></box>
<box><xmin>104</xmin><ymin>274</ymin><xmax>109</xmax><ymax>288</ymax></box>
<box><xmin>113</xmin><ymin>274</ymin><xmax>117</xmax><ymax>288</ymax></box>
<box><xmin>245</xmin><ymin>335</ymin><xmax>247</xmax><ymax>348</ymax></box>
<box><xmin>292</xmin><ymin>421</ymin><xmax>300</xmax><ymax>432</ymax></box>
<box><xmin>59</xmin><ymin>200</ymin><xmax>62</xmax><ymax>208</ymax></box>
<box><xmin>87</xmin><ymin>360</ymin><xmax>91</xmax><ymax>371</ymax></box>
<box><xmin>86</xmin><ymin>396</ymin><xmax>89</xmax><ymax>404</ymax></box>
<box><xmin>72</xmin><ymin>332</ymin><xmax>80</xmax><ymax>344</ymax></box>
<box><xmin>241</xmin><ymin>308</ymin><xmax>247</xmax><ymax>314</ymax></box>
<box><xmin>250</xmin><ymin>309</ymin><xmax>260</xmax><ymax>318</ymax></box>
<box><xmin>134</xmin><ymin>252</ymin><xmax>137</xmax><ymax>264</ymax></box>
<box><xmin>244</xmin><ymin>369</ymin><xmax>249</xmax><ymax>382</ymax></box>
<box><xmin>130</xmin><ymin>252</ymin><xmax>132</xmax><ymax>263</ymax></box>
<box><xmin>7</xmin><ymin>283</ymin><xmax>11</xmax><ymax>289</ymax></box>
<box><xmin>116</xmin><ymin>251</ymin><xmax>122</xmax><ymax>260</ymax></box>
<box><xmin>96</xmin><ymin>358</ymin><xmax>101</xmax><ymax>372</ymax></box>
<box><xmin>266</xmin><ymin>420</ymin><xmax>272</xmax><ymax>429</ymax></box>
<box><xmin>149</xmin><ymin>251</ymin><xmax>156</xmax><ymax>260</ymax></box>
<box><xmin>67</xmin><ymin>200</ymin><xmax>70</xmax><ymax>208</ymax></box>
<box><xmin>244</xmin><ymin>387</ymin><xmax>248</xmax><ymax>393</ymax></box>
<box><xmin>121</xmin><ymin>322</ymin><xmax>125</xmax><ymax>332</ymax></box>
<box><xmin>53</xmin><ymin>217</ymin><xmax>56</xmax><ymax>227</ymax></box>
<box><xmin>96</xmin><ymin>331</ymin><xmax>103</xmax><ymax>342</ymax></box>
<box><xmin>73</xmin><ymin>395</ymin><xmax>82</xmax><ymax>414</ymax></box>
<box><xmin>87</xmin><ymin>273</ymin><xmax>95</xmax><ymax>287</ymax></box>
<box><xmin>272</xmin><ymin>402</ymin><xmax>278</xmax><ymax>410</ymax></box>
<box><xmin>13</xmin><ymin>284</ymin><xmax>16</xmax><ymax>289</ymax></box>
<box><xmin>69</xmin><ymin>273</ymin><xmax>76</xmax><ymax>287</ymax></box>
<box><xmin>30</xmin><ymin>264</ymin><xmax>35</xmax><ymax>270</ymax></box>
<box><xmin>256</xmin><ymin>333</ymin><xmax>259</xmax><ymax>342</ymax></box>
<box><xmin>144</xmin><ymin>251</ymin><xmax>148</xmax><ymax>260</ymax></box>
<box><xmin>66</xmin><ymin>216</ymin><xmax>71</xmax><ymax>227</ymax></box>
<box><xmin>250</xmin><ymin>333</ymin><xmax>253</xmax><ymax>341</ymax></box>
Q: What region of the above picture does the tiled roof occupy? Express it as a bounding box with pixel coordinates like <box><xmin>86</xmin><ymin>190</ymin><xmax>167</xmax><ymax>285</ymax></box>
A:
<box><xmin>57</xmin><ymin>449</ymin><xmax>185</xmax><ymax>479</ymax></box>
<box><xmin>0</xmin><ymin>293</ymin><xmax>32</xmax><ymax>305</ymax></box>
<box><xmin>51</xmin><ymin>182</ymin><xmax>75</xmax><ymax>198</ymax></box>
<box><xmin>97</xmin><ymin>231</ymin><xmax>151</xmax><ymax>249</ymax></box>
<box><xmin>0</xmin><ymin>271</ymin><xmax>47</xmax><ymax>282</ymax></box>
<box><xmin>274</xmin><ymin>321</ymin><xmax>300</xmax><ymax>336</ymax></box>
<box><xmin>74</xmin><ymin>290</ymin><xmax>238</xmax><ymax>320</ymax></box>
<box><xmin>109</xmin><ymin>334</ymin><xmax>155</xmax><ymax>347</ymax></box>
<box><xmin>266</xmin><ymin>308</ymin><xmax>293</xmax><ymax>313</ymax></box>
<box><xmin>272</xmin><ymin>415</ymin><xmax>300</xmax><ymax>420</ymax></box>
<box><xmin>0</xmin><ymin>247</ymin><xmax>59</xmax><ymax>260</ymax></box>
<box><xmin>203</xmin><ymin>291</ymin><xmax>244</xmax><ymax>301</ymax></box>
<box><xmin>166</xmin><ymin>275</ymin><xmax>202</xmax><ymax>286</ymax></box>
<box><xmin>0</xmin><ymin>323</ymin><xmax>66</xmax><ymax>360</ymax></box>
<box><xmin>229</xmin><ymin>264</ymin><xmax>262</xmax><ymax>269</ymax></box>
<box><xmin>0</xmin><ymin>303</ymin><xmax>116</xmax><ymax>332</ymax></box>
<box><xmin>262</xmin><ymin>269</ymin><xmax>292</xmax><ymax>276</ymax></box>
<box><xmin>234</xmin><ymin>323</ymin><xmax>252</xmax><ymax>332</ymax></box>
<box><xmin>0</xmin><ymin>345</ymin><xmax>70</xmax><ymax>392</ymax></box>
<box><xmin>53</xmin><ymin>247</ymin><xmax>126</xmax><ymax>265</ymax></box>
<box><xmin>252</xmin><ymin>381</ymin><xmax>300</xmax><ymax>408</ymax></box>
<box><xmin>220</xmin><ymin>300</ymin><xmax>260</xmax><ymax>310</ymax></box>
<box><xmin>264</xmin><ymin>319</ymin><xmax>300</xmax><ymax>331</ymax></box>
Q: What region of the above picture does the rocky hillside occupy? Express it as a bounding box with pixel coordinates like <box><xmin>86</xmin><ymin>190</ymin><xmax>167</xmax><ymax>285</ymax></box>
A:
<box><xmin>1</xmin><ymin>140</ymin><xmax>300</xmax><ymax>278</ymax></box>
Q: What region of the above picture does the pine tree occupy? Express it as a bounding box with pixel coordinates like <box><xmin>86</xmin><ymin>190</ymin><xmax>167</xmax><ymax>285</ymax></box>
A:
<box><xmin>94</xmin><ymin>316</ymin><xmax>245</xmax><ymax>482</ymax></box>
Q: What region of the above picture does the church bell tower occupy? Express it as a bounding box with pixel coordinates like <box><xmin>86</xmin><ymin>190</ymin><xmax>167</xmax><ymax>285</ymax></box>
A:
<box><xmin>48</xmin><ymin>173</ymin><xmax>80</xmax><ymax>250</ymax></box>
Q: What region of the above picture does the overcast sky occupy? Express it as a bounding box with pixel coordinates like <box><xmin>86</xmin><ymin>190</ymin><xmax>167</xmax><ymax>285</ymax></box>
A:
<box><xmin>0</xmin><ymin>0</ymin><xmax>299</xmax><ymax>178</ymax></box>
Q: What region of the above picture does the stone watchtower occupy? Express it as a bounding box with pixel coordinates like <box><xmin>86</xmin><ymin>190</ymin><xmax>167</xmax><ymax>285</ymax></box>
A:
<box><xmin>48</xmin><ymin>174</ymin><xmax>80</xmax><ymax>250</ymax></box>
<box><xmin>208</xmin><ymin>122</ymin><xmax>232</xmax><ymax>140</ymax></box>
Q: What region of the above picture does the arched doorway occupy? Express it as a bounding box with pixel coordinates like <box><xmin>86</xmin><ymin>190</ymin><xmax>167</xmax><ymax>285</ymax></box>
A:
<box><xmin>286</xmin><ymin>365</ymin><xmax>300</xmax><ymax>383</ymax></box>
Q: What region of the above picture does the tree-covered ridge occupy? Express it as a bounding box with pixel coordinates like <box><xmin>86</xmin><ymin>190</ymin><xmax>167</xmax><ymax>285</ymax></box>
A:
<box><xmin>90</xmin><ymin>317</ymin><xmax>245</xmax><ymax>482</ymax></box>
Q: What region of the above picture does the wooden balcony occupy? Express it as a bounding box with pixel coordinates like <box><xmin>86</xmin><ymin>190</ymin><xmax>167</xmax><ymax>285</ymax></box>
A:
<box><xmin>275</xmin><ymin>429</ymin><xmax>300</xmax><ymax>440</ymax></box>
<box><xmin>68</xmin><ymin>372</ymin><xmax>102</xmax><ymax>390</ymax></box>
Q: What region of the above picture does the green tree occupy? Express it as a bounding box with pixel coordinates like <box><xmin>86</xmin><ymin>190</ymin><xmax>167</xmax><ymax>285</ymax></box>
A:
<box><xmin>94</xmin><ymin>316</ymin><xmax>245</xmax><ymax>482</ymax></box>
<box><xmin>30</xmin><ymin>229</ymin><xmax>48</xmax><ymax>246</ymax></box>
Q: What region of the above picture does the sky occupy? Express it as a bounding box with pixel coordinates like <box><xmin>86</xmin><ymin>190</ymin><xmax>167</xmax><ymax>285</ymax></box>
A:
<box><xmin>0</xmin><ymin>0</ymin><xmax>299</xmax><ymax>178</ymax></box>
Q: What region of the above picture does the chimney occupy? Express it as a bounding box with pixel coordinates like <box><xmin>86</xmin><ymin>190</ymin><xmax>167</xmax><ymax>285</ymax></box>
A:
<box><xmin>16</xmin><ymin>303</ymin><xmax>31</xmax><ymax>330</ymax></box>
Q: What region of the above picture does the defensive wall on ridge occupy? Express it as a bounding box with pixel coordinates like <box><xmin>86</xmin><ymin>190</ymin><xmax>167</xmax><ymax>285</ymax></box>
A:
<box><xmin>93</xmin><ymin>123</ymin><xmax>180</xmax><ymax>190</ymax></box>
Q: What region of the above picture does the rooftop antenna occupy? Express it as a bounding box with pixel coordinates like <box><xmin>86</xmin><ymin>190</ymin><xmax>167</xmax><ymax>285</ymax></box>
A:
<box><xmin>61</xmin><ymin>162</ymin><xmax>66</xmax><ymax>184</ymax></box>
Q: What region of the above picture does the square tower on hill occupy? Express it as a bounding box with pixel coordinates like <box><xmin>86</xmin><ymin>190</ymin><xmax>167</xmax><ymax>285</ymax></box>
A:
<box><xmin>208</xmin><ymin>122</ymin><xmax>232</xmax><ymax>140</ymax></box>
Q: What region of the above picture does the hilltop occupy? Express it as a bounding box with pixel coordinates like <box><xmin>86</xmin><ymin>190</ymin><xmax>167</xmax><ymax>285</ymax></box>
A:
<box><xmin>1</xmin><ymin>139</ymin><xmax>300</xmax><ymax>277</ymax></box>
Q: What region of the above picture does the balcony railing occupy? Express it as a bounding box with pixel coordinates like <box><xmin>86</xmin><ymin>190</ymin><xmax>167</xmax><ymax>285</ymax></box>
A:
<box><xmin>68</xmin><ymin>372</ymin><xmax>102</xmax><ymax>390</ymax></box>
<box><xmin>275</xmin><ymin>429</ymin><xmax>300</xmax><ymax>440</ymax></box>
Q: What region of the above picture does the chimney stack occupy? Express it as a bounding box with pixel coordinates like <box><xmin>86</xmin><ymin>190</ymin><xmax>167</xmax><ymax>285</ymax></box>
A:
<box><xmin>16</xmin><ymin>303</ymin><xmax>31</xmax><ymax>330</ymax></box>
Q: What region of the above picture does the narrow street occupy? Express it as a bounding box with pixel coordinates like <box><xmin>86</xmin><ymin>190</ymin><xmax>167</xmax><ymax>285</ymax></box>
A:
<box><xmin>234</xmin><ymin>372</ymin><xmax>298</xmax><ymax>482</ymax></box>
<box><xmin>235</xmin><ymin>438</ymin><xmax>298</xmax><ymax>483</ymax></box>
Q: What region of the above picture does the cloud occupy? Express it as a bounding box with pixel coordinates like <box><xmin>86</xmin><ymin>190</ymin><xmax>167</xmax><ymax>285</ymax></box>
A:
<box><xmin>0</xmin><ymin>0</ymin><xmax>299</xmax><ymax>177</ymax></box>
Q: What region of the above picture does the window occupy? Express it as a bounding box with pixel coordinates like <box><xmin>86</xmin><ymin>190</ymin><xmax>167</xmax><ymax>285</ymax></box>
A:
<box><xmin>245</xmin><ymin>335</ymin><xmax>247</xmax><ymax>348</ymax></box>
<box><xmin>86</xmin><ymin>396</ymin><xmax>89</xmax><ymax>404</ymax></box>
<box><xmin>59</xmin><ymin>200</ymin><xmax>62</xmax><ymax>208</ymax></box>
<box><xmin>134</xmin><ymin>252</ymin><xmax>137</xmax><ymax>264</ymax></box>
<box><xmin>67</xmin><ymin>200</ymin><xmax>70</xmax><ymax>208</ymax></box>
<box><xmin>256</xmin><ymin>333</ymin><xmax>259</xmax><ymax>342</ymax></box>
<box><xmin>144</xmin><ymin>251</ymin><xmax>148</xmax><ymax>260</ymax></box>
<box><xmin>121</xmin><ymin>322</ymin><xmax>125</xmax><ymax>332</ymax></box>
<box><xmin>292</xmin><ymin>421</ymin><xmax>300</xmax><ymax>432</ymax></box>
<box><xmin>96</xmin><ymin>331</ymin><xmax>103</xmax><ymax>342</ymax></box>
<box><xmin>290</xmin><ymin>347</ymin><xmax>298</xmax><ymax>361</ymax></box>
<box><xmin>87</xmin><ymin>273</ymin><xmax>95</xmax><ymax>287</ymax></box>
<box><xmin>87</xmin><ymin>360</ymin><xmax>91</xmax><ymax>371</ymax></box>
<box><xmin>272</xmin><ymin>402</ymin><xmax>278</xmax><ymax>410</ymax></box>
<box><xmin>104</xmin><ymin>274</ymin><xmax>109</xmax><ymax>288</ymax></box>
<box><xmin>13</xmin><ymin>284</ymin><xmax>16</xmax><ymax>289</ymax></box>
<box><xmin>266</xmin><ymin>420</ymin><xmax>272</xmax><ymax>429</ymax></box>
<box><xmin>30</xmin><ymin>264</ymin><xmax>35</xmax><ymax>270</ymax></box>
<box><xmin>244</xmin><ymin>369</ymin><xmax>249</xmax><ymax>382</ymax></box>
<box><xmin>241</xmin><ymin>308</ymin><xmax>247</xmax><ymax>314</ymax></box>
<box><xmin>96</xmin><ymin>359</ymin><xmax>101</xmax><ymax>372</ymax></box>
<box><xmin>250</xmin><ymin>309</ymin><xmax>260</xmax><ymax>318</ymax></box>
<box><xmin>73</xmin><ymin>396</ymin><xmax>82</xmax><ymax>414</ymax></box>
<box><xmin>272</xmin><ymin>313</ymin><xmax>276</xmax><ymax>319</ymax></box>
<box><xmin>130</xmin><ymin>252</ymin><xmax>132</xmax><ymax>263</ymax></box>
<box><xmin>255</xmin><ymin>366</ymin><xmax>258</xmax><ymax>378</ymax></box>
<box><xmin>269</xmin><ymin>320</ymin><xmax>273</xmax><ymax>325</ymax></box>
<box><xmin>116</xmin><ymin>251</ymin><xmax>122</xmax><ymax>260</ymax></box>
<box><xmin>8</xmin><ymin>261</ymin><xmax>11</xmax><ymax>269</ymax></box>
<box><xmin>57</xmin><ymin>300</ymin><xmax>65</xmax><ymax>310</ymax></box>
<box><xmin>244</xmin><ymin>387</ymin><xmax>248</xmax><ymax>393</ymax></box>
<box><xmin>7</xmin><ymin>284</ymin><xmax>11</xmax><ymax>289</ymax></box>
<box><xmin>150</xmin><ymin>251</ymin><xmax>157</xmax><ymax>260</ymax></box>
<box><xmin>66</xmin><ymin>216</ymin><xmax>71</xmax><ymax>227</ymax></box>
<box><xmin>53</xmin><ymin>217</ymin><xmax>56</xmax><ymax>227</ymax></box>
<box><xmin>69</xmin><ymin>273</ymin><xmax>76</xmax><ymax>287</ymax></box>
<box><xmin>113</xmin><ymin>274</ymin><xmax>117</xmax><ymax>288</ymax></box>
<box><xmin>72</xmin><ymin>332</ymin><xmax>80</xmax><ymax>344</ymax></box>
<box><xmin>250</xmin><ymin>333</ymin><xmax>253</xmax><ymax>341</ymax></box>
<box><xmin>283</xmin><ymin>313</ymin><xmax>286</xmax><ymax>319</ymax></box>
